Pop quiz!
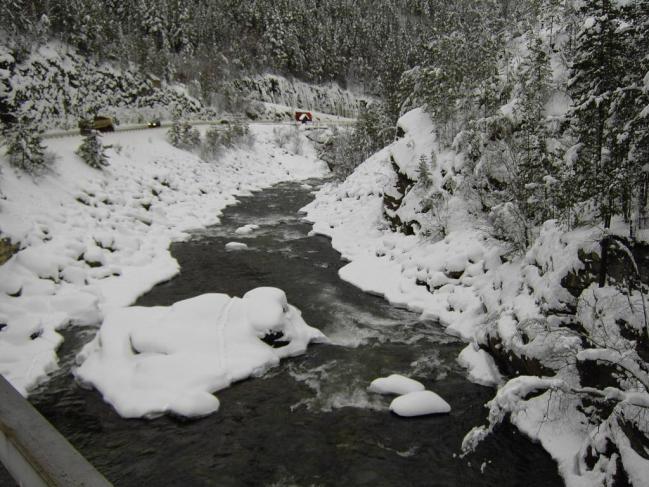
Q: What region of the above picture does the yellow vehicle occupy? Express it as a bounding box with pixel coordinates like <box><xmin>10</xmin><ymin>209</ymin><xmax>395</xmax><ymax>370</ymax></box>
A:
<box><xmin>79</xmin><ymin>116</ymin><xmax>115</xmax><ymax>135</ymax></box>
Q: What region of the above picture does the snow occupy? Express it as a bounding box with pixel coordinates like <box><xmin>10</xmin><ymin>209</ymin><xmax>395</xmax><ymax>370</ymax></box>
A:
<box><xmin>389</xmin><ymin>390</ymin><xmax>451</xmax><ymax>417</ymax></box>
<box><xmin>233</xmin><ymin>73</ymin><xmax>370</xmax><ymax>119</ymax></box>
<box><xmin>457</xmin><ymin>344</ymin><xmax>503</xmax><ymax>387</ymax></box>
<box><xmin>234</xmin><ymin>224</ymin><xmax>259</xmax><ymax>235</ymax></box>
<box><xmin>302</xmin><ymin>106</ymin><xmax>648</xmax><ymax>484</ymax></box>
<box><xmin>368</xmin><ymin>374</ymin><xmax>425</xmax><ymax>395</ymax></box>
<box><xmin>2</xmin><ymin>41</ymin><xmax>203</xmax><ymax>131</ymax></box>
<box><xmin>225</xmin><ymin>241</ymin><xmax>249</xmax><ymax>251</ymax></box>
<box><xmin>0</xmin><ymin>124</ymin><xmax>328</xmax><ymax>395</ymax></box>
<box><xmin>392</xmin><ymin>107</ymin><xmax>437</xmax><ymax>180</ymax></box>
<box><xmin>75</xmin><ymin>287</ymin><xmax>326</xmax><ymax>418</ymax></box>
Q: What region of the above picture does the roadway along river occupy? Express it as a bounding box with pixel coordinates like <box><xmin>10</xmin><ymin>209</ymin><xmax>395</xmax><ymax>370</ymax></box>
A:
<box><xmin>25</xmin><ymin>179</ymin><xmax>562</xmax><ymax>486</ymax></box>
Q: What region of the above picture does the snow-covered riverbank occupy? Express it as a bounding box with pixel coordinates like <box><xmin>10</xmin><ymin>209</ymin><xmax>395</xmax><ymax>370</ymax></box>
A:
<box><xmin>0</xmin><ymin>125</ymin><xmax>328</xmax><ymax>396</ymax></box>
<box><xmin>302</xmin><ymin>108</ymin><xmax>649</xmax><ymax>486</ymax></box>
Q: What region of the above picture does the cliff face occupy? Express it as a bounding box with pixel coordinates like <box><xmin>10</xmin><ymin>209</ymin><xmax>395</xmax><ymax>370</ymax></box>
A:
<box><xmin>230</xmin><ymin>74</ymin><xmax>370</xmax><ymax>118</ymax></box>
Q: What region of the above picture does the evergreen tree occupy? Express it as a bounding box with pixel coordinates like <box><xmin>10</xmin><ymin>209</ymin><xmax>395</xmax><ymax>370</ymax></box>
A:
<box><xmin>621</xmin><ymin>0</ymin><xmax>649</xmax><ymax>231</ymax></box>
<box><xmin>567</xmin><ymin>0</ymin><xmax>630</xmax><ymax>228</ymax></box>
<box><xmin>5</xmin><ymin>118</ymin><xmax>49</xmax><ymax>175</ymax></box>
<box><xmin>76</xmin><ymin>130</ymin><xmax>108</xmax><ymax>169</ymax></box>
<box><xmin>417</xmin><ymin>154</ymin><xmax>434</xmax><ymax>188</ymax></box>
<box><xmin>512</xmin><ymin>34</ymin><xmax>556</xmax><ymax>224</ymax></box>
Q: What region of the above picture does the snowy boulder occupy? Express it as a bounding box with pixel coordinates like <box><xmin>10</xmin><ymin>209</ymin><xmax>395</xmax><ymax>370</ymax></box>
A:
<box><xmin>225</xmin><ymin>241</ymin><xmax>248</xmax><ymax>251</ymax></box>
<box><xmin>368</xmin><ymin>374</ymin><xmax>425</xmax><ymax>395</ymax></box>
<box><xmin>234</xmin><ymin>224</ymin><xmax>259</xmax><ymax>235</ymax></box>
<box><xmin>389</xmin><ymin>390</ymin><xmax>451</xmax><ymax>417</ymax></box>
<box><xmin>75</xmin><ymin>288</ymin><xmax>326</xmax><ymax>418</ymax></box>
<box><xmin>244</xmin><ymin>287</ymin><xmax>288</xmax><ymax>336</ymax></box>
<box><xmin>457</xmin><ymin>344</ymin><xmax>502</xmax><ymax>387</ymax></box>
<box><xmin>16</xmin><ymin>246</ymin><xmax>62</xmax><ymax>280</ymax></box>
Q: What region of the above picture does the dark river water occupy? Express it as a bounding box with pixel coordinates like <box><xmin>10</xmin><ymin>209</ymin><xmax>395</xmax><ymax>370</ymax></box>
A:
<box><xmin>5</xmin><ymin>180</ymin><xmax>563</xmax><ymax>486</ymax></box>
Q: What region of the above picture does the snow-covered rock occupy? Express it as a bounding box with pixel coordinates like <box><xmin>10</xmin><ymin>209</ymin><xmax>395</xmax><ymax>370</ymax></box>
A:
<box><xmin>234</xmin><ymin>224</ymin><xmax>259</xmax><ymax>235</ymax></box>
<box><xmin>368</xmin><ymin>374</ymin><xmax>425</xmax><ymax>395</ymax></box>
<box><xmin>75</xmin><ymin>287</ymin><xmax>326</xmax><ymax>418</ymax></box>
<box><xmin>457</xmin><ymin>345</ymin><xmax>503</xmax><ymax>387</ymax></box>
<box><xmin>389</xmin><ymin>390</ymin><xmax>451</xmax><ymax>417</ymax></box>
<box><xmin>225</xmin><ymin>241</ymin><xmax>249</xmax><ymax>251</ymax></box>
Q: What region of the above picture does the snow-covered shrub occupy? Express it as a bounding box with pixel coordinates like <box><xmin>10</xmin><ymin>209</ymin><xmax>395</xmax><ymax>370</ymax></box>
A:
<box><xmin>168</xmin><ymin>119</ymin><xmax>200</xmax><ymax>150</ymax></box>
<box><xmin>421</xmin><ymin>191</ymin><xmax>450</xmax><ymax>240</ymax></box>
<box><xmin>318</xmin><ymin>127</ymin><xmax>358</xmax><ymax>179</ymax></box>
<box><xmin>201</xmin><ymin>126</ymin><xmax>225</xmax><ymax>159</ymax></box>
<box><xmin>272</xmin><ymin>126</ymin><xmax>292</xmax><ymax>148</ymax></box>
<box><xmin>76</xmin><ymin>130</ymin><xmax>108</xmax><ymax>169</ymax></box>
<box><xmin>221</xmin><ymin>123</ymin><xmax>253</xmax><ymax>148</ymax></box>
<box><xmin>200</xmin><ymin>123</ymin><xmax>254</xmax><ymax>160</ymax></box>
<box><xmin>272</xmin><ymin>126</ymin><xmax>302</xmax><ymax>154</ymax></box>
<box><xmin>5</xmin><ymin>121</ymin><xmax>52</xmax><ymax>175</ymax></box>
<box><xmin>489</xmin><ymin>202</ymin><xmax>530</xmax><ymax>252</ymax></box>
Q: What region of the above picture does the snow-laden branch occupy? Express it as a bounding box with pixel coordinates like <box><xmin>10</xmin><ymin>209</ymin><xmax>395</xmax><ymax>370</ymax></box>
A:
<box><xmin>577</xmin><ymin>348</ymin><xmax>649</xmax><ymax>392</ymax></box>
<box><xmin>462</xmin><ymin>374</ymin><xmax>649</xmax><ymax>455</ymax></box>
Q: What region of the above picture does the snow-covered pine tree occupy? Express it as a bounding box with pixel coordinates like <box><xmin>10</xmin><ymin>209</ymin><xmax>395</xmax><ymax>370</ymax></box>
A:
<box><xmin>5</xmin><ymin>118</ymin><xmax>49</xmax><ymax>175</ymax></box>
<box><xmin>417</xmin><ymin>154</ymin><xmax>433</xmax><ymax>188</ymax></box>
<box><xmin>512</xmin><ymin>34</ymin><xmax>556</xmax><ymax>224</ymax></box>
<box><xmin>76</xmin><ymin>130</ymin><xmax>108</xmax><ymax>169</ymax></box>
<box><xmin>567</xmin><ymin>0</ymin><xmax>630</xmax><ymax>228</ymax></box>
<box><xmin>620</xmin><ymin>0</ymin><xmax>649</xmax><ymax>232</ymax></box>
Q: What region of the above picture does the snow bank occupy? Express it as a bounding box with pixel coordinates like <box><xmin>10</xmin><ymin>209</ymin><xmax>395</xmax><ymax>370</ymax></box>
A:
<box><xmin>0</xmin><ymin>124</ymin><xmax>328</xmax><ymax>394</ymax></box>
<box><xmin>75</xmin><ymin>287</ymin><xmax>326</xmax><ymax>418</ymax></box>
<box><xmin>389</xmin><ymin>390</ymin><xmax>451</xmax><ymax>417</ymax></box>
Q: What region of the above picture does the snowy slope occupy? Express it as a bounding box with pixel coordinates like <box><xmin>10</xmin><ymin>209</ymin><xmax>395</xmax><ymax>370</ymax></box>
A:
<box><xmin>0</xmin><ymin>125</ymin><xmax>328</xmax><ymax>396</ymax></box>
<box><xmin>0</xmin><ymin>42</ymin><xmax>204</xmax><ymax>131</ymax></box>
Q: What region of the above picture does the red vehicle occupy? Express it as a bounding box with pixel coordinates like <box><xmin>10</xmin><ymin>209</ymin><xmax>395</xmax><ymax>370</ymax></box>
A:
<box><xmin>295</xmin><ymin>111</ymin><xmax>313</xmax><ymax>124</ymax></box>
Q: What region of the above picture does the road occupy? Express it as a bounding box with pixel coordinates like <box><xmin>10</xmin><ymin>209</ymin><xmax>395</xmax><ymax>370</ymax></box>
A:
<box><xmin>41</xmin><ymin>119</ymin><xmax>355</xmax><ymax>139</ymax></box>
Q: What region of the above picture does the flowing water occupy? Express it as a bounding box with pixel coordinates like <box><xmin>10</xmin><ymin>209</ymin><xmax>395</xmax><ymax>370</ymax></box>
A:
<box><xmin>12</xmin><ymin>180</ymin><xmax>562</xmax><ymax>486</ymax></box>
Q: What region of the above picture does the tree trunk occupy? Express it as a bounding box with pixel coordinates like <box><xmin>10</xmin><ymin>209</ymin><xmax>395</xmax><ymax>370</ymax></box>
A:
<box><xmin>598</xmin><ymin>236</ymin><xmax>610</xmax><ymax>288</ymax></box>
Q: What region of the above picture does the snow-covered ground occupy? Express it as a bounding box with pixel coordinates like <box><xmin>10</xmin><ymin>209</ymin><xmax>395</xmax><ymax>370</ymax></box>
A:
<box><xmin>0</xmin><ymin>125</ymin><xmax>328</xmax><ymax>398</ymax></box>
<box><xmin>302</xmin><ymin>108</ymin><xmax>649</xmax><ymax>486</ymax></box>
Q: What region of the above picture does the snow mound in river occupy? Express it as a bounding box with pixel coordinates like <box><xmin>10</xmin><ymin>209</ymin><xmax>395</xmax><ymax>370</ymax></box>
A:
<box><xmin>75</xmin><ymin>287</ymin><xmax>326</xmax><ymax>418</ymax></box>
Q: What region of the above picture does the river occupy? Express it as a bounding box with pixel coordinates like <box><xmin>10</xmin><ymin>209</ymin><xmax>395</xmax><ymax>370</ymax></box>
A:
<box><xmin>8</xmin><ymin>179</ymin><xmax>562</xmax><ymax>486</ymax></box>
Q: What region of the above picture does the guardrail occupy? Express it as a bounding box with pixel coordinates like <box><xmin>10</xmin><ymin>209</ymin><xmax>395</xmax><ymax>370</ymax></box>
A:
<box><xmin>0</xmin><ymin>374</ymin><xmax>113</xmax><ymax>487</ymax></box>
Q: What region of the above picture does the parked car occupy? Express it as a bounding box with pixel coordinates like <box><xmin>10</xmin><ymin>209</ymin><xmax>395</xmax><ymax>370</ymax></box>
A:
<box><xmin>147</xmin><ymin>119</ymin><xmax>161</xmax><ymax>128</ymax></box>
<box><xmin>79</xmin><ymin>116</ymin><xmax>115</xmax><ymax>135</ymax></box>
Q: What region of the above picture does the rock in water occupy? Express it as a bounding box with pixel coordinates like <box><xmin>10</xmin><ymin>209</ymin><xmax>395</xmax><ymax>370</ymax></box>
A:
<box><xmin>389</xmin><ymin>390</ymin><xmax>451</xmax><ymax>417</ymax></box>
<box><xmin>368</xmin><ymin>374</ymin><xmax>425</xmax><ymax>395</ymax></box>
